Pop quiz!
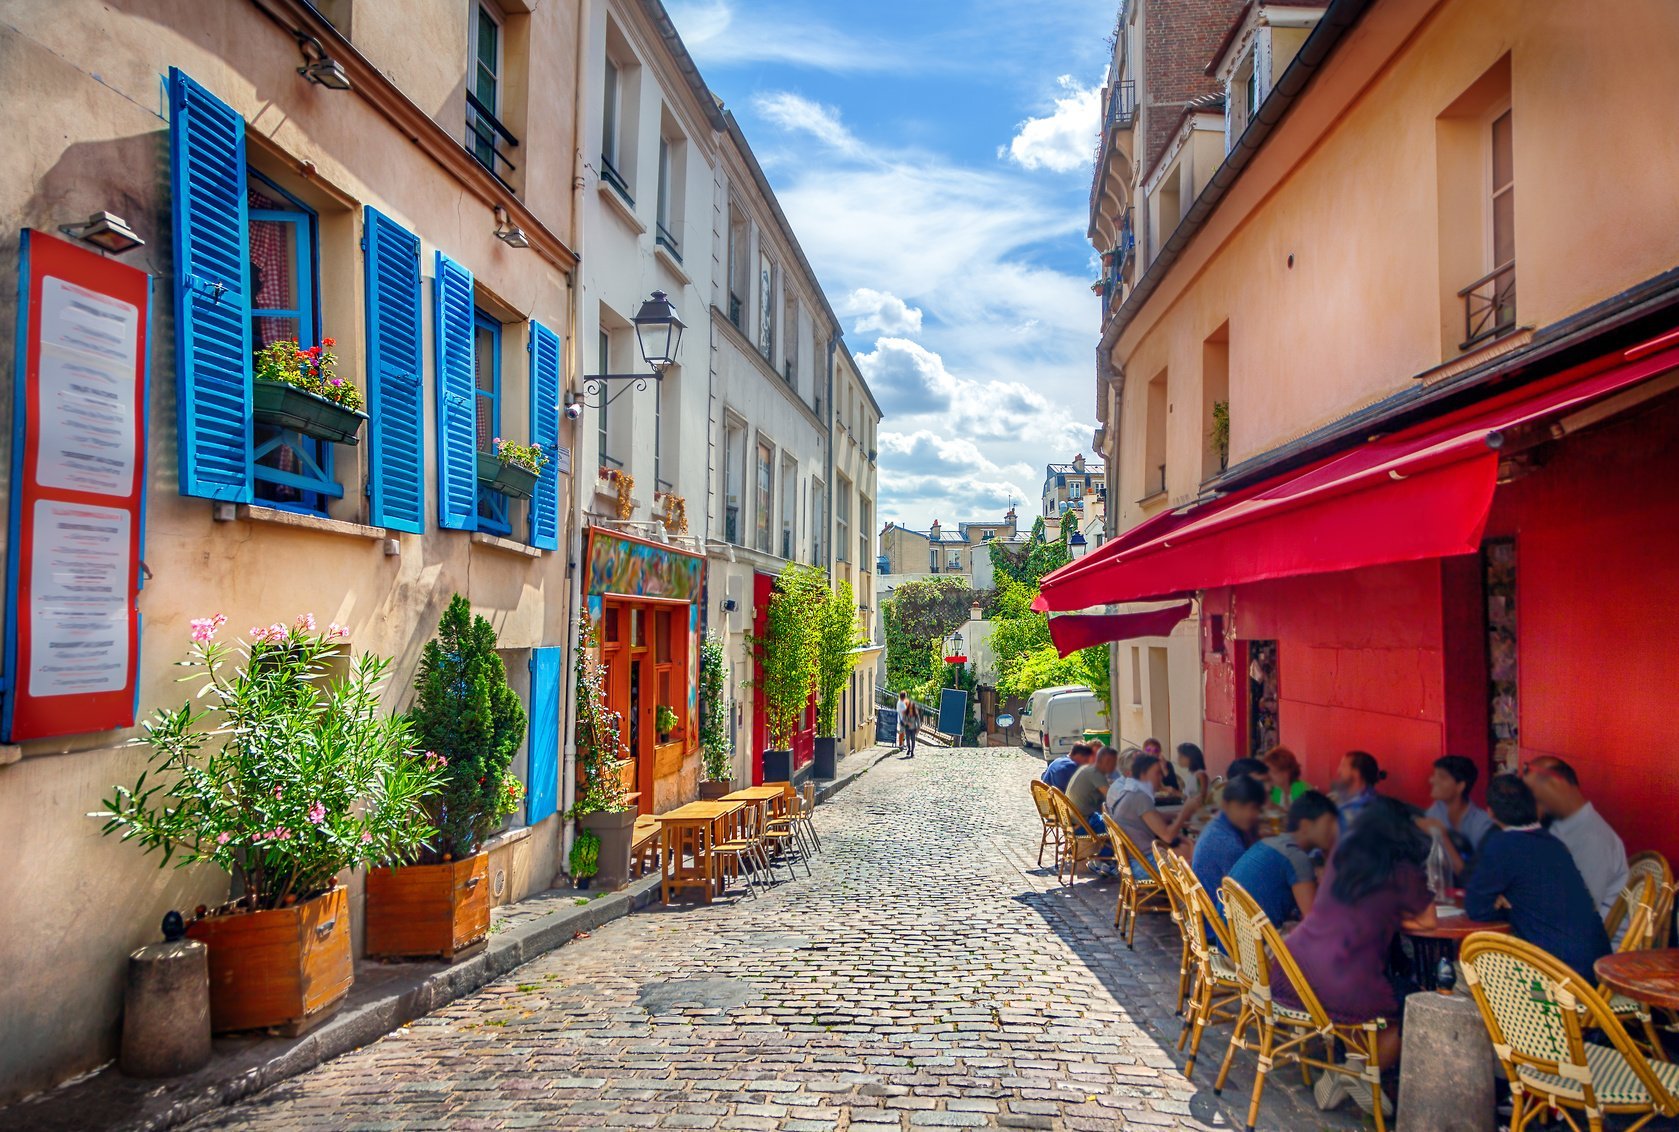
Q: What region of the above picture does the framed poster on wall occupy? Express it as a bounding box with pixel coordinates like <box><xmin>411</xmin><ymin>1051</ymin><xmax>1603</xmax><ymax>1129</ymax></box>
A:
<box><xmin>3</xmin><ymin>230</ymin><xmax>151</xmax><ymax>741</ymax></box>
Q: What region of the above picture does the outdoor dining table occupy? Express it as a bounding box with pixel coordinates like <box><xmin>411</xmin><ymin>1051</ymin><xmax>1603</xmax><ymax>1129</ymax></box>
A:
<box><xmin>1402</xmin><ymin>900</ymin><xmax>1512</xmax><ymax>989</ymax></box>
<box><xmin>1595</xmin><ymin>949</ymin><xmax>1679</xmax><ymax>1009</ymax></box>
<box><xmin>656</xmin><ymin>800</ymin><xmax>747</xmax><ymax>905</ymax></box>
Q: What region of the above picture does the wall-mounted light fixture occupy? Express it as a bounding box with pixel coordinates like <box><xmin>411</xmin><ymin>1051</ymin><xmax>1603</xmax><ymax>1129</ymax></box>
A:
<box><xmin>494</xmin><ymin>205</ymin><xmax>529</xmax><ymax>248</ymax></box>
<box><xmin>58</xmin><ymin>211</ymin><xmax>145</xmax><ymax>254</ymax></box>
<box><xmin>577</xmin><ymin>291</ymin><xmax>686</xmax><ymax>408</ymax></box>
<box><xmin>296</xmin><ymin>35</ymin><xmax>352</xmax><ymax>90</ymax></box>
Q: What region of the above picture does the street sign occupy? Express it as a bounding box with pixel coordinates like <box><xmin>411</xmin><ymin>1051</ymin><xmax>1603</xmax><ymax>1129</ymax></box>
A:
<box><xmin>996</xmin><ymin>714</ymin><xmax>1015</xmax><ymax>729</ymax></box>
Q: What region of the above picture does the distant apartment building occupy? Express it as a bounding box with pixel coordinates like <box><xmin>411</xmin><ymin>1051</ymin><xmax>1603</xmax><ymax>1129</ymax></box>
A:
<box><xmin>1041</xmin><ymin>453</ymin><xmax>1106</xmax><ymax>518</ymax></box>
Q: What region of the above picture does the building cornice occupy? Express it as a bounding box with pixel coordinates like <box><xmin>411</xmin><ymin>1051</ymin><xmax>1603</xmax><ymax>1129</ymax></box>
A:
<box><xmin>251</xmin><ymin>0</ymin><xmax>579</xmax><ymax>274</ymax></box>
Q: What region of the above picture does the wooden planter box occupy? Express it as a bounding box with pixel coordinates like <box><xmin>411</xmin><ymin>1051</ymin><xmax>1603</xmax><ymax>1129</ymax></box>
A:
<box><xmin>475</xmin><ymin>452</ymin><xmax>540</xmax><ymax>500</ymax></box>
<box><xmin>654</xmin><ymin>739</ymin><xmax>686</xmax><ymax>781</ymax></box>
<box><xmin>364</xmin><ymin>852</ymin><xmax>490</xmax><ymax>961</ymax></box>
<box><xmin>185</xmin><ymin>886</ymin><xmax>352</xmax><ymax>1036</ymax></box>
<box><xmin>253</xmin><ymin>379</ymin><xmax>367</xmax><ymax>445</ymax></box>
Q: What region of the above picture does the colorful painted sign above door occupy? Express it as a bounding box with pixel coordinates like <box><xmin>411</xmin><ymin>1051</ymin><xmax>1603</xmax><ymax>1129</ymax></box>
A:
<box><xmin>585</xmin><ymin>526</ymin><xmax>703</xmax><ymax>600</ymax></box>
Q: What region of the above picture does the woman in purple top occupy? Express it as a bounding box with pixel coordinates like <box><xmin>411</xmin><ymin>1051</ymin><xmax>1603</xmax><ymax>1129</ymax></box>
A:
<box><xmin>1274</xmin><ymin>797</ymin><xmax>1435</xmax><ymax>1069</ymax></box>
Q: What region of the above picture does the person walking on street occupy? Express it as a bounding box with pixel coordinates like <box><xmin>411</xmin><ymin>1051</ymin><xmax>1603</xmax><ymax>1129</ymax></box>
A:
<box><xmin>895</xmin><ymin>692</ymin><xmax>909</xmax><ymax>750</ymax></box>
<box><xmin>902</xmin><ymin>699</ymin><xmax>921</xmax><ymax>758</ymax></box>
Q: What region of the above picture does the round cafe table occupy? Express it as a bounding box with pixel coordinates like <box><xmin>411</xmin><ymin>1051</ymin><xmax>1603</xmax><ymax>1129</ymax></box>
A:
<box><xmin>1402</xmin><ymin>904</ymin><xmax>1512</xmax><ymax>990</ymax></box>
<box><xmin>1595</xmin><ymin>950</ymin><xmax>1679</xmax><ymax>1010</ymax></box>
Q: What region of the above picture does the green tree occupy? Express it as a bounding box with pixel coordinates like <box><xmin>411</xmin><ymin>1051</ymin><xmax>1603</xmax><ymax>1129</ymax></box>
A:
<box><xmin>815</xmin><ymin>578</ymin><xmax>865</xmax><ymax>736</ymax></box>
<box><xmin>989</xmin><ymin>516</ymin><xmax>1072</xmax><ymax>589</ymax></box>
<box><xmin>408</xmin><ymin>594</ymin><xmax>528</xmax><ymax>859</ymax></box>
<box><xmin>698</xmin><ymin>632</ymin><xmax>732</xmax><ymax>783</ymax></box>
<box><xmin>753</xmin><ymin>563</ymin><xmax>827</xmax><ymax>747</ymax></box>
<box><xmin>882</xmin><ymin>576</ymin><xmax>972</xmax><ymax>694</ymax></box>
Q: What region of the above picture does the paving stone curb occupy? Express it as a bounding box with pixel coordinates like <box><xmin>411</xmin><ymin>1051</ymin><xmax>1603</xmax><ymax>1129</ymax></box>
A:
<box><xmin>0</xmin><ymin>874</ymin><xmax>662</xmax><ymax>1132</ymax></box>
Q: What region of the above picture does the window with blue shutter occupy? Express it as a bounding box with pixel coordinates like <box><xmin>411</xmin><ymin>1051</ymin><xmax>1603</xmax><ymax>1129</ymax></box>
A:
<box><xmin>168</xmin><ymin>67</ymin><xmax>253</xmax><ymax>501</ymax></box>
<box><xmin>364</xmin><ymin>208</ymin><xmax>426</xmax><ymax>533</ymax></box>
<box><xmin>472</xmin><ymin>312</ymin><xmax>511</xmax><ymax>536</ymax></box>
<box><xmin>433</xmin><ymin>252</ymin><xmax>478</xmax><ymax>530</ymax></box>
<box><xmin>528</xmin><ymin>320</ymin><xmax>562</xmax><ymax>551</ymax></box>
<box><xmin>526</xmin><ymin>646</ymin><xmax>562</xmax><ymax>824</ymax></box>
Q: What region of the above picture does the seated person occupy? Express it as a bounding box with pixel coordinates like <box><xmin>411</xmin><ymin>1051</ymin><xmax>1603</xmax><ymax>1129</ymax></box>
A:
<box><xmin>1228</xmin><ymin>791</ymin><xmax>1340</xmax><ymax>925</ymax></box>
<box><xmin>1209</xmin><ymin>757</ymin><xmax>1269</xmax><ymax>808</ymax></box>
<box><xmin>1263</xmin><ymin>746</ymin><xmax>1310</xmax><ymax>808</ymax></box>
<box><xmin>1415</xmin><ymin>754</ymin><xmax>1496</xmax><ymax>882</ymax></box>
<box><xmin>1175</xmin><ymin>743</ymin><xmax>1211</xmax><ymax>807</ymax></box>
<box><xmin>1192</xmin><ymin>774</ymin><xmax>1266</xmax><ymax>902</ymax></box>
<box><xmin>1105</xmin><ymin>753</ymin><xmax>1205</xmax><ymax>876</ymax></box>
<box><xmin>1065</xmin><ymin>745</ymin><xmax>1119</xmax><ymax>832</ymax></box>
<box><xmin>1332</xmin><ymin>750</ymin><xmax>1386</xmax><ymax>828</ymax></box>
<box><xmin>1465</xmin><ymin>774</ymin><xmax>1610</xmax><ymax>982</ymax></box>
<box><xmin>1142</xmin><ymin>738</ymin><xmax>1182</xmax><ymax>795</ymax></box>
<box><xmin>1041</xmin><ymin>741</ymin><xmax>1095</xmax><ymax>793</ymax></box>
<box><xmin>1276</xmin><ymin>797</ymin><xmax>1435</xmax><ymax>1072</ymax></box>
<box><xmin>1523</xmin><ymin>755</ymin><xmax>1628</xmax><ymax>918</ymax></box>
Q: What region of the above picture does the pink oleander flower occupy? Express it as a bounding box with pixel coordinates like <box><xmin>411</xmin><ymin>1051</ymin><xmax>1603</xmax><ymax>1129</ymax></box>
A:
<box><xmin>424</xmin><ymin>750</ymin><xmax>448</xmax><ymax>769</ymax></box>
<box><xmin>361</xmin><ymin>831</ymin><xmax>373</xmax><ymax>845</ymax></box>
<box><xmin>268</xmin><ymin>622</ymin><xmax>287</xmax><ymax>641</ymax></box>
<box><xmin>273</xmin><ymin>786</ymin><xmax>284</xmax><ymax>800</ymax></box>
<box><xmin>216</xmin><ymin>832</ymin><xmax>232</xmax><ymax>845</ymax></box>
<box><xmin>190</xmin><ymin>613</ymin><xmax>228</xmax><ymax>643</ymax></box>
<box><xmin>307</xmin><ymin>802</ymin><xmax>326</xmax><ymax>825</ymax></box>
<box><xmin>295</xmin><ymin>612</ymin><xmax>317</xmax><ymax>632</ymax></box>
<box><xmin>328</xmin><ymin>622</ymin><xmax>349</xmax><ymax>638</ymax></box>
<box><xmin>274</xmin><ymin>827</ymin><xmax>292</xmax><ymax>841</ymax></box>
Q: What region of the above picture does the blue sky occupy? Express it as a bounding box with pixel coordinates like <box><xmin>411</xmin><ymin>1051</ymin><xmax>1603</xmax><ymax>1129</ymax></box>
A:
<box><xmin>666</xmin><ymin>0</ymin><xmax>1115</xmax><ymax>532</ymax></box>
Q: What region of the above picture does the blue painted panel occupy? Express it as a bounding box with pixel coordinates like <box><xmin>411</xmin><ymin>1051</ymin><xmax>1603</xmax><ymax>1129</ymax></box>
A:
<box><xmin>433</xmin><ymin>252</ymin><xmax>477</xmax><ymax>530</ymax></box>
<box><xmin>527</xmin><ymin>646</ymin><xmax>562</xmax><ymax>824</ymax></box>
<box><xmin>364</xmin><ymin>208</ymin><xmax>425</xmax><ymax>532</ymax></box>
<box><xmin>527</xmin><ymin>320</ymin><xmax>561</xmax><ymax>551</ymax></box>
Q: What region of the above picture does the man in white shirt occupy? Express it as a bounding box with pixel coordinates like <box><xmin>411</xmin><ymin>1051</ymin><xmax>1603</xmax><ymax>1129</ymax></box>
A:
<box><xmin>1523</xmin><ymin>755</ymin><xmax>1628</xmax><ymax>917</ymax></box>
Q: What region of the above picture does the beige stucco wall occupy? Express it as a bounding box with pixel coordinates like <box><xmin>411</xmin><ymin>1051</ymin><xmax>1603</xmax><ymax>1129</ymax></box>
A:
<box><xmin>0</xmin><ymin>0</ymin><xmax>579</xmax><ymax>1103</ymax></box>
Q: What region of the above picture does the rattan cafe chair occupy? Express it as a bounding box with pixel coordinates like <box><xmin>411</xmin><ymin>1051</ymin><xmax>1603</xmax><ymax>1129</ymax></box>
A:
<box><xmin>1047</xmin><ymin>787</ymin><xmax>1104</xmax><ymax>885</ymax></box>
<box><xmin>1152</xmin><ymin>842</ymin><xmax>1195</xmax><ymax>1017</ymax></box>
<box><xmin>1030</xmin><ymin>780</ymin><xmax>1064</xmax><ymax>868</ymax></box>
<box><xmin>1164</xmin><ymin>850</ymin><xmax>1243</xmax><ymax>1077</ymax></box>
<box><xmin>1461</xmin><ymin>931</ymin><xmax>1679</xmax><ymax>1132</ymax></box>
<box><xmin>1101</xmin><ymin>815</ymin><xmax>1169</xmax><ymax>947</ymax></box>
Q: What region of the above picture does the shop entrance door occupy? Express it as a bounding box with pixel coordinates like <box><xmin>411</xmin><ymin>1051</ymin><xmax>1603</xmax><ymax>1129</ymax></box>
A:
<box><xmin>1246</xmin><ymin>640</ymin><xmax>1280</xmax><ymax>756</ymax></box>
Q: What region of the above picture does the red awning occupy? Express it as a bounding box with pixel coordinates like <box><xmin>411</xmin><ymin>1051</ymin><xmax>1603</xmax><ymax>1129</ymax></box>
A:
<box><xmin>1036</xmin><ymin>337</ymin><xmax>1679</xmax><ymax>613</ymax></box>
<box><xmin>1047</xmin><ymin>602</ymin><xmax>1194</xmax><ymax>656</ymax></box>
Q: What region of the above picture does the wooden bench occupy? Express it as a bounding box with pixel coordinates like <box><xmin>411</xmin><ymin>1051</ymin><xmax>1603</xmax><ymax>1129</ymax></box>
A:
<box><xmin>630</xmin><ymin>817</ymin><xmax>661</xmax><ymax>878</ymax></box>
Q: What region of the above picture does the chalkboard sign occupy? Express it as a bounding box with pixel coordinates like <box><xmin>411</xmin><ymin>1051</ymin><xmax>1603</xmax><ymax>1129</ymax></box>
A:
<box><xmin>876</xmin><ymin>709</ymin><xmax>898</xmax><ymax>743</ymax></box>
<box><xmin>937</xmin><ymin>688</ymin><xmax>968</xmax><ymax>739</ymax></box>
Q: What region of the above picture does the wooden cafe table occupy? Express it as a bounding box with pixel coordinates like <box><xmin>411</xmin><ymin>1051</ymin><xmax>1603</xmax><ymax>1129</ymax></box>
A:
<box><xmin>656</xmin><ymin>800</ymin><xmax>746</xmax><ymax>905</ymax></box>
<box><xmin>1403</xmin><ymin>898</ymin><xmax>1512</xmax><ymax>989</ymax></box>
<box><xmin>1596</xmin><ymin>950</ymin><xmax>1679</xmax><ymax>1010</ymax></box>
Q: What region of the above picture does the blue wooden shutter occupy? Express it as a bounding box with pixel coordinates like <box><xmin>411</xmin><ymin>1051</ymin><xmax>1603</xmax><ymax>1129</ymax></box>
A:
<box><xmin>168</xmin><ymin>67</ymin><xmax>252</xmax><ymax>501</ymax></box>
<box><xmin>364</xmin><ymin>208</ymin><xmax>426</xmax><ymax>533</ymax></box>
<box><xmin>526</xmin><ymin>646</ymin><xmax>562</xmax><ymax>824</ymax></box>
<box><xmin>527</xmin><ymin>320</ymin><xmax>562</xmax><ymax>551</ymax></box>
<box><xmin>433</xmin><ymin>252</ymin><xmax>477</xmax><ymax>530</ymax></box>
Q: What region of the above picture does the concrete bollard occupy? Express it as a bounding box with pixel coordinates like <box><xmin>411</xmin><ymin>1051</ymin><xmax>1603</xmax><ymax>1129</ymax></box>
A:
<box><xmin>120</xmin><ymin>930</ymin><xmax>212</xmax><ymax>1078</ymax></box>
<box><xmin>1396</xmin><ymin>991</ymin><xmax>1496</xmax><ymax>1132</ymax></box>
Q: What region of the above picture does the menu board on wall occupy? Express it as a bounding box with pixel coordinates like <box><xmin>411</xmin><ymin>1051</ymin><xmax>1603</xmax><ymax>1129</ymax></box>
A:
<box><xmin>4</xmin><ymin>231</ymin><xmax>150</xmax><ymax>741</ymax></box>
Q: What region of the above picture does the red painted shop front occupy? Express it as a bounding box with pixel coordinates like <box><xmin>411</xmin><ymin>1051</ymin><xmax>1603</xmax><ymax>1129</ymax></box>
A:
<box><xmin>749</xmin><ymin>569</ymin><xmax>816</xmax><ymax>785</ymax></box>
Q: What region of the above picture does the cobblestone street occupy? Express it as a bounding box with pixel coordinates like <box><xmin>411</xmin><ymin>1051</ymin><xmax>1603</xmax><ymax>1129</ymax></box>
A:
<box><xmin>187</xmin><ymin>747</ymin><xmax>1360</xmax><ymax>1131</ymax></box>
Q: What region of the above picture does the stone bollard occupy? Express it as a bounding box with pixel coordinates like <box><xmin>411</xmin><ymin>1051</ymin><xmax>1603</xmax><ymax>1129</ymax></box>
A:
<box><xmin>1396</xmin><ymin>991</ymin><xmax>1496</xmax><ymax>1132</ymax></box>
<box><xmin>120</xmin><ymin>914</ymin><xmax>211</xmax><ymax>1078</ymax></box>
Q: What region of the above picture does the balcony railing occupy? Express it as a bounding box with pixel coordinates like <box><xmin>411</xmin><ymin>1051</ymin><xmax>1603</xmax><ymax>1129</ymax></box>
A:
<box><xmin>600</xmin><ymin>153</ymin><xmax>634</xmax><ymax>206</ymax></box>
<box><xmin>655</xmin><ymin>221</ymin><xmax>681</xmax><ymax>261</ymax></box>
<box><xmin>728</xmin><ymin>291</ymin><xmax>744</xmax><ymax>329</ymax></box>
<box><xmin>1106</xmin><ymin>80</ymin><xmax>1137</xmax><ymax>131</ymax></box>
<box><xmin>725</xmin><ymin>504</ymin><xmax>740</xmax><ymax>544</ymax></box>
<box><xmin>465</xmin><ymin>91</ymin><xmax>519</xmax><ymax>190</ymax></box>
<box><xmin>1458</xmin><ymin>261</ymin><xmax>1517</xmax><ymax>350</ymax></box>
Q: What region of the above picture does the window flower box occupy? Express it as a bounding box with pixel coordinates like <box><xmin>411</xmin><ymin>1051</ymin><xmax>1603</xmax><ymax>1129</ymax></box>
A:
<box><xmin>252</xmin><ymin>379</ymin><xmax>367</xmax><ymax>446</ymax></box>
<box><xmin>476</xmin><ymin>452</ymin><xmax>539</xmax><ymax>500</ymax></box>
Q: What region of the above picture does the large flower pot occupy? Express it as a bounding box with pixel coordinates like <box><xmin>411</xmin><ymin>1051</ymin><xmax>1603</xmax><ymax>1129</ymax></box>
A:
<box><xmin>185</xmin><ymin>886</ymin><xmax>352</xmax><ymax>1035</ymax></box>
<box><xmin>364</xmin><ymin>852</ymin><xmax>490</xmax><ymax>961</ymax></box>
<box><xmin>813</xmin><ymin>737</ymin><xmax>839</xmax><ymax>780</ymax></box>
<box><xmin>252</xmin><ymin>379</ymin><xmax>366</xmax><ymax>445</ymax></box>
<box><xmin>475</xmin><ymin>452</ymin><xmax>540</xmax><ymax>500</ymax></box>
<box><xmin>579</xmin><ymin>810</ymin><xmax>636</xmax><ymax>892</ymax></box>
<box><xmin>762</xmin><ymin>748</ymin><xmax>793</xmax><ymax>785</ymax></box>
<box><xmin>698</xmin><ymin>781</ymin><xmax>733</xmax><ymax>800</ymax></box>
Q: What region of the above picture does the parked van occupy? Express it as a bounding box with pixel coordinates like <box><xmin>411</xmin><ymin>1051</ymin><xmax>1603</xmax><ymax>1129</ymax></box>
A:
<box><xmin>1021</xmin><ymin>685</ymin><xmax>1086</xmax><ymax>752</ymax></box>
<box><xmin>1038</xmin><ymin>690</ymin><xmax>1107</xmax><ymax>759</ymax></box>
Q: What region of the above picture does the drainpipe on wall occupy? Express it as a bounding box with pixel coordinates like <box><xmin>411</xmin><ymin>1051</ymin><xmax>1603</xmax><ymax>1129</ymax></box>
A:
<box><xmin>556</xmin><ymin>0</ymin><xmax>593</xmax><ymax>883</ymax></box>
<box><xmin>825</xmin><ymin>335</ymin><xmax>837</xmax><ymax>576</ymax></box>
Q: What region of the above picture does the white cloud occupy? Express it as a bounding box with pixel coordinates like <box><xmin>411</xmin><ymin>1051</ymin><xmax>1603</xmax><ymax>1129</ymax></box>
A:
<box><xmin>752</xmin><ymin>93</ymin><xmax>866</xmax><ymax>157</ymax></box>
<box><xmin>842</xmin><ymin>288</ymin><xmax>924</xmax><ymax>336</ymax></box>
<box><xmin>664</xmin><ymin>1</ymin><xmax>913</xmax><ymax>73</ymax></box>
<box><xmin>1002</xmin><ymin>75</ymin><xmax>1101</xmax><ymax>174</ymax></box>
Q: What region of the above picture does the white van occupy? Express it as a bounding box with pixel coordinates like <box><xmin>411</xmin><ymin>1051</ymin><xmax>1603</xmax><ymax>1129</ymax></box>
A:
<box><xmin>1021</xmin><ymin>685</ymin><xmax>1086</xmax><ymax>752</ymax></box>
<box><xmin>1038</xmin><ymin>690</ymin><xmax>1107</xmax><ymax>759</ymax></box>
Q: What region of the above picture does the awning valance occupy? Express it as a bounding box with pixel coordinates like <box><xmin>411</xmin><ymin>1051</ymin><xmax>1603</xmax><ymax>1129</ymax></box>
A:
<box><xmin>1047</xmin><ymin>602</ymin><xmax>1195</xmax><ymax>656</ymax></box>
<box><xmin>1036</xmin><ymin>338</ymin><xmax>1679</xmax><ymax>613</ymax></box>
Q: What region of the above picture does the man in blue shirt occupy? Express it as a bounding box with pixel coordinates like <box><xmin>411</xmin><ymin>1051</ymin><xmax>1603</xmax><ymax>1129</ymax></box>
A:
<box><xmin>1331</xmin><ymin>749</ymin><xmax>1386</xmax><ymax>829</ymax></box>
<box><xmin>1193</xmin><ymin>774</ymin><xmax>1265</xmax><ymax>904</ymax></box>
<box><xmin>1466</xmin><ymin>774</ymin><xmax>1610</xmax><ymax>982</ymax></box>
<box><xmin>1227</xmin><ymin>792</ymin><xmax>1340</xmax><ymax>926</ymax></box>
<box><xmin>1416</xmin><ymin>754</ymin><xmax>1497</xmax><ymax>882</ymax></box>
<box><xmin>1041</xmin><ymin>741</ymin><xmax>1094</xmax><ymax>793</ymax></box>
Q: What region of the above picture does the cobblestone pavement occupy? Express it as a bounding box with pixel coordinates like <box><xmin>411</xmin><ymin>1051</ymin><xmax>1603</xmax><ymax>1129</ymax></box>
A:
<box><xmin>187</xmin><ymin>747</ymin><xmax>1364</xmax><ymax>1131</ymax></box>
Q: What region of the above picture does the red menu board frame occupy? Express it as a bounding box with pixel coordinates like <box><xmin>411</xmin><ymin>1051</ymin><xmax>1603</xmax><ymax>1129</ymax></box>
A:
<box><xmin>4</xmin><ymin>231</ymin><xmax>151</xmax><ymax>741</ymax></box>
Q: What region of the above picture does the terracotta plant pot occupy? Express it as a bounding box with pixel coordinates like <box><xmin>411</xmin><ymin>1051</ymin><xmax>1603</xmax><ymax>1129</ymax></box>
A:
<box><xmin>185</xmin><ymin>886</ymin><xmax>352</xmax><ymax>1035</ymax></box>
<box><xmin>364</xmin><ymin>851</ymin><xmax>490</xmax><ymax>961</ymax></box>
<box><xmin>579</xmin><ymin>809</ymin><xmax>636</xmax><ymax>892</ymax></box>
<box><xmin>252</xmin><ymin>379</ymin><xmax>367</xmax><ymax>445</ymax></box>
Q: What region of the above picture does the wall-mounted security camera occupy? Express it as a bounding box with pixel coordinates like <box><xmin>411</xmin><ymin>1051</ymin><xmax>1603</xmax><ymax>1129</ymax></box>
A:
<box><xmin>564</xmin><ymin>402</ymin><xmax>584</xmax><ymax>421</ymax></box>
<box><xmin>720</xmin><ymin>598</ymin><xmax>739</xmax><ymax>613</ymax></box>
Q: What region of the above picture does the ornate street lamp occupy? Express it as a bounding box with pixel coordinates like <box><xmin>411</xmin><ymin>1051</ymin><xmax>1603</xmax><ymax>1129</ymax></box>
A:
<box><xmin>1070</xmin><ymin>529</ymin><xmax>1089</xmax><ymax>558</ymax></box>
<box><xmin>572</xmin><ymin>290</ymin><xmax>686</xmax><ymax>410</ymax></box>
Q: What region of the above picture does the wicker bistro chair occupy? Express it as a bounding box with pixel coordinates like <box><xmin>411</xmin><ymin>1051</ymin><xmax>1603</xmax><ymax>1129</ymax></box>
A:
<box><xmin>1629</xmin><ymin>852</ymin><xmax>1677</xmax><ymax>949</ymax></box>
<box><xmin>1215</xmin><ymin>877</ymin><xmax>1391</xmax><ymax>1132</ymax></box>
<box><xmin>1601</xmin><ymin>875</ymin><xmax>1665</xmax><ymax>1059</ymax></box>
<box><xmin>1460</xmin><ymin>932</ymin><xmax>1679</xmax><ymax>1132</ymax></box>
<box><xmin>1047</xmin><ymin>787</ymin><xmax>1104</xmax><ymax>885</ymax></box>
<box><xmin>1152</xmin><ymin>843</ymin><xmax>1196</xmax><ymax>1017</ymax></box>
<box><xmin>1165</xmin><ymin>851</ymin><xmax>1244</xmax><ymax>1077</ymax></box>
<box><xmin>1101</xmin><ymin>815</ymin><xmax>1170</xmax><ymax>947</ymax></box>
<box><xmin>1030</xmin><ymin>780</ymin><xmax>1064</xmax><ymax>868</ymax></box>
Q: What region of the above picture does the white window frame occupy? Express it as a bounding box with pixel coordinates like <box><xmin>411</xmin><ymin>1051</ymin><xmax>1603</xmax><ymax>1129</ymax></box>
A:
<box><xmin>1486</xmin><ymin>102</ymin><xmax>1514</xmax><ymax>273</ymax></box>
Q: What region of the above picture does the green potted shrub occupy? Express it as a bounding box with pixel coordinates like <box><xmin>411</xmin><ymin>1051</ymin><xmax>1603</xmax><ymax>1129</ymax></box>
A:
<box><xmin>814</xmin><ymin>578</ymin><xmax>865</xmax><ymax>779</ymax></box>
<box><xmin>95</xmin><ymin>614</ymin><xmax>443</xmax><ymax>1034</ymax></box>
<box><xmin>476</xmin><ymin>438</ymin><xmax>547</xmax><ymax>500</ymax></box>
<box><xmin>571</xmin><ymin>613</ymin><xmax>635</xmax><ymax>889</ymax></box>
<box><xmin>569</xmin><ymin>830</ymin><xmax>601</xmax><ymax>890</ymax></box>
<box><xmin>251</xmin><ymin>337</ymin><xmax>367</xmax><ymax>445</ymax></box>
<box><xmin>697</xmin><ymin>632</ymin><xmax>734</xmax><ymax>799</ymax></box>
<box><xmin>751</xmin><ymin>563</ymin><xmax>825</xmax><ymax>783</ymax></box>
<box><xmin>655</xmin><ymin>703</ymin><xmax>679</xmax><ymax>743</ymax></box>
<box><xmin>364</xmin><ymin>595</ymin><xmax>526</xmax><ymax>961</ymax></box>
